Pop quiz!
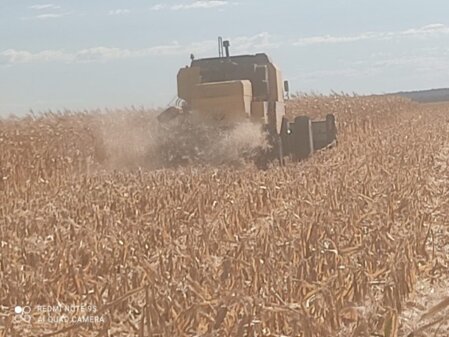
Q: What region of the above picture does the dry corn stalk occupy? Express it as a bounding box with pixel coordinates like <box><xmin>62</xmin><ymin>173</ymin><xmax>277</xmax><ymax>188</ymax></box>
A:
<box><xmin>0</xmin><ymin>95</ymin><xmax>448</xmax><ymax>337</ymax></box>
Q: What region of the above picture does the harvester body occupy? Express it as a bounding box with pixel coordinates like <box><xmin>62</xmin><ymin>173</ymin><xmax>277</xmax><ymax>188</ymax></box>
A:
<box><xmin>158</xmin><ymin>39</ymin><xmax>337</xmax><ymax>165</ymax></box>
<box><xmin>176</xmin><ymin>53</ymin><xmax>285</xmax><ymax>134</ymax></box>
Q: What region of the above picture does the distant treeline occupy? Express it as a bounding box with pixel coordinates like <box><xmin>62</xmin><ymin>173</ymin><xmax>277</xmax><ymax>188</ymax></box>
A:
<box><xmin>392</xmin><ymin>88</ymin><xmax>449</xmax><ymax>103</ymax></box>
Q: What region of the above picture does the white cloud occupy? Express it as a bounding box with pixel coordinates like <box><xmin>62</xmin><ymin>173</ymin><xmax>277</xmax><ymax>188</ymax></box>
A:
<box><xmin>371</xmin><ymin>54</ymin><xmax>449</xmax><ymax>73</ymax></box>
<box><xmin>29</xmin><ymin>4</ymin><xmax>61</xmax><ymax>10</ymax></box>
<box><xmin>108</xmin><ymin>9</ymin><xmax>131</xmax><ymax>16</ymax></box>
<box><xmin>0</xmin><ymin>44</ymin><xmax>207</xmax><ymax>64</ymax></box>
<box><xmin>294</xmin><ymin>23</ymin><xmax>449</xmax><ymax>46</ymax></box>
<box><xmin>230</xmin><ymin>32</ymin><xmax>280</xmax><ymax>52</ymax></box>
<box><xmin>401</xmin><ymin>24</ymin><xmax>449</xmax><ymax>36</ymax></box>
<box><xmin>151</xmin><ymin>1</ymin><xmax>235</xmax><ymax>11</ymax></box>
<box><xmin>295</xmin><ymin>33</ymin><xmax>382</xmax><ymax>46</ymax></box>
<box><xmin>0</xmin><ymin>49</ymin><xmax>71</xmax><ymax>63</ymax></box>
<box><xmin>35</xmin><ymin>13</ymin><xmax>66</xmax><ymax>19</ymax></box>
<box><xmin>0</xmin><ymin>33</ymin><xmax>278</xmax><ymax>65</ymax></box>
<box><xmin>295</xmin><ymin>50</ymin><xmax>449</xmax><ymax>85</ymax></box>
<box><xmin>27</xmin><ymin>3</ymin><xmax>67</xmax><ymax>19</ymax></box>
<box><xmin>172</xmin><ymin>1</ymin><xmax>228</xmax><ymax>10</ymax></box>
<box><xmin>150</xmin><ymin>4</ymin><xmax>166</xmax><ymax>11</ymax></box>
<box><xmin>300</xmin><ymin>68</ymin><xmax>371</xmax><ymax>80</ymax></box>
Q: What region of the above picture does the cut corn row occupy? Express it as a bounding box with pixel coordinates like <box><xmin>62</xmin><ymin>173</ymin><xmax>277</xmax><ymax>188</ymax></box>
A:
<box><xmin>0</xmin><ymin>95</ymin><xmax>448</xmax><ymax>337</ymax></box>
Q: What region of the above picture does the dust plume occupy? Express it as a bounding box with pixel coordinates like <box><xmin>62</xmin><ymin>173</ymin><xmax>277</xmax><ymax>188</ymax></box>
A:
<box><xmin>92</xmin><ymin>110</ymin><xmax>269</xmax><ymax>169</ymax></box>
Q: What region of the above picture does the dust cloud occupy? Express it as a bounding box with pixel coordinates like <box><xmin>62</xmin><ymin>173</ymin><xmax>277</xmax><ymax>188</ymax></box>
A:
<box><xmin>92</xmin><ymin>110</ymin><xmax>269</xmax><ymax>170</ymax></box>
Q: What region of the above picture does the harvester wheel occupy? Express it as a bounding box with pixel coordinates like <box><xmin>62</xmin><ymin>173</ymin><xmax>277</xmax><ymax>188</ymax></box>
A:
<box><xmin>255</xmin><ymin>154</ymin><xmax>269</xmax><ymax>170</ymax></box>
<box><xmin>272</xmin><ymin>132</ymin><xmax>287</xmax><ymax>167</ymax></box>
<box><xmin>291</xmin><ymin>116</ymin><xmax>313</xmax><ymax>161</ymax></box>
<box><xmin>254</xmin><ymin>125</ymin><xmax>284</xmax><ymax>170</ymax></box>
<box><xmin>279</xmin><ymin>116</ymin><xmax>290</xmax><ymax>165</ymax></box>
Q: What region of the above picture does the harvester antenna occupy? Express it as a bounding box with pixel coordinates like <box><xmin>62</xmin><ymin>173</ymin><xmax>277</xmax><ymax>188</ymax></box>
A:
<box><xmin>218</xmin><ymin>36</ymin><xmax>224</xmax><ymax>57</ymax></box>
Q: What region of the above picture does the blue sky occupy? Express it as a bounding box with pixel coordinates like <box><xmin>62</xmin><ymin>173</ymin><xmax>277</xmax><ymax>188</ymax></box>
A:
<box><xmin>1</xmin><ymin>0</ymin><xmax>449</xmax><ymax>115</ymax></box>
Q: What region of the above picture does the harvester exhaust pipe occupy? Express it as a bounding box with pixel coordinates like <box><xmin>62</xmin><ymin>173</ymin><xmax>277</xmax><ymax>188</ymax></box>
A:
<box><xmin>223</xmin><ymin>40</ymin><xmax>230</xmax><ymax>57</ymax></box>
<box><xmin>218</xmin><ymin>37</ymin><xmax>224</xmax><ymax>57</ymax></box>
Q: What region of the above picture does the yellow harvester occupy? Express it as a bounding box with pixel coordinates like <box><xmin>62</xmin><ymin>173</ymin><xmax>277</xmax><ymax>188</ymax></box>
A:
<box><xmin>158</xmin><ymin>38</ymin><xmax>337</xmax><ymax>166</ymax></box>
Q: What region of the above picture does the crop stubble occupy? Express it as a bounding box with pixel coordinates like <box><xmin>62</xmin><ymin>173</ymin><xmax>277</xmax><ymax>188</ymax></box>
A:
<box><xmin>0</xmin><ymin>95</ymin><xmax>449</xmax><ymax>336</ymax></box>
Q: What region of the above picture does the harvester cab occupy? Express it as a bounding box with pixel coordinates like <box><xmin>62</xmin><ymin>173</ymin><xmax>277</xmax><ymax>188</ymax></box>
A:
<box><xmin>158</xmin><ymin>37</ymin><xmax>337</xmax><ymax>165</ymax></box>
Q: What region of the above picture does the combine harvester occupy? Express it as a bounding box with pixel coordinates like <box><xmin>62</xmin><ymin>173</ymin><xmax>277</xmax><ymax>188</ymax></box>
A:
<box><xmin>158</xmin><ymin>38</ymin><xmax>337</xmax><ymax>167</ymax></box>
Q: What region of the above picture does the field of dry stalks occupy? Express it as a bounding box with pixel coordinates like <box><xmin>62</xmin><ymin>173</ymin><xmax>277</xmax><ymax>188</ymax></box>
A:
<box><xmin>1</xmin><ymin>95</ymin><xmax>449</xmax><ymax>337</ymax></box>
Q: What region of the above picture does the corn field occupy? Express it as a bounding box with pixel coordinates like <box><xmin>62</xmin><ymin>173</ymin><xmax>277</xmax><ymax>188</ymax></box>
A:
<box><xmin>1</xmin><ymin>95</ymin><xmax>449</xmax><ymax>337</ymax></box>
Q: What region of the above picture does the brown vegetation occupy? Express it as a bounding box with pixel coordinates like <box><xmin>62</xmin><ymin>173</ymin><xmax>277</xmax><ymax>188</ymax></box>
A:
<box><xmin>0</xmin><ymin>95</ymin><xmax>448</xmax><ymax>336</ymax></box>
